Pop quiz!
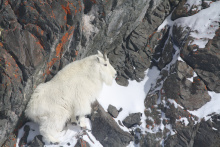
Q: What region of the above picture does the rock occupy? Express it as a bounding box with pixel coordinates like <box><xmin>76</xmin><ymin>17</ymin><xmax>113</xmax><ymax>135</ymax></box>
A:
<box><xmin>0</xmin><ymin>0</ymin><xmax>83</xmax><ymax>145</ymax></box>
<box><xmin>1</xmin><ymin>133</ymin><xmax>17</xmax><ymax>147</ymax></box>
<box><xmin>107</xmin><ymin>105</ymin><xmax>119</xmax><ymax>118</ymax></box>
<box><xmin>193</xmin><ymin>115</ymin><xmax>220</xmax><ymax>147</ymax></box>
<box><xmin>164</xmin><ymin>124</ymin><xmax>199</xmax><ymax>147</ymax></box>
<box><xmin>1</xmin><ymin>0</ymin><xmax>220</xmax><ymax>146</ymax></box>
<box><xmin>18</xmin><ymin>125</ymin><xmax>30</xmax><ymax>146</ymax></box>
<box><xmin>91</xmin><ymin>101</ymin><xmax>133</xmax><ymax>147</ymax></box>
<box><xmin>157</xmin><ymin>37</ymin><xmax>175</xmax><ymax>70</ymax></box>
<box><xmin>122</xmin><ymin>113</ymin><xmax>142</xmax><ymax>128</ymax></box>
<box><xmin>74</xmin><ymin>138</ymin><xmax>90</xmax><ymax>147</ymax></box>
<box><xmin>181</xmin><ymin>28</ymin><xmax>220</xmax><ymax>93</ymax></box>
<box><xmin>162</xmin><ymin>61</ymin><xmax>211</xmax><ymax>110</ymax></box>
<box><xmin>28</xmin><ymin>135</ymin><xmax>44</xmax><ymax>147</ymax></box>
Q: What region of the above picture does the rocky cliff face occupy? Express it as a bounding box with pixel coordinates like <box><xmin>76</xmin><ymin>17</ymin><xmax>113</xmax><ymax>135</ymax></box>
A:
<box><xmin>0</xmin><ymin>0</ymin><xmax>220</xmax><ymax>146</ymax></box>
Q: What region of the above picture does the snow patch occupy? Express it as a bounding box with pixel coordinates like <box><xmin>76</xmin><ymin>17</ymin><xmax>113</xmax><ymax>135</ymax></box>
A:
<box><xmin>157</xmin><ymin>1</ymin><xmax>220</xmax><ymax>48</ymax></box>
<box><xmin>98</xmin><ymin>66</ymin><xmax>160</xmax><ymax>132</ymax></box>
<box><xmin>168</xmin><ymin>98</ymin><xmax>184</xmax><ymax>109</ymax></box>
<box><xmin>82</xmin><ymin>14</ymin><xmax>99</xmax><ymax>39</ymax></box>
<box><xmin>189</xmin><ymin>91</ymin><xmax>220</xmax><ymax>121</ymax></box>
<box><xmin>178</xmin><ymin>117</ymin><xmax>189</xmax><ymax>126</ymax></box>
<box><xmin>187</xmin><ymin>72</ymin><xmax>197</xmax><ymax>82</ymax></box>
<box><xmin>16</xmin><ymin>119</ymin><xmax>102</xmax><ymax>147</ymax></box>
<box><xmin>177</xmin><ymin>2</ymin><xmax>220</xmax><ymax>48</ymax></box>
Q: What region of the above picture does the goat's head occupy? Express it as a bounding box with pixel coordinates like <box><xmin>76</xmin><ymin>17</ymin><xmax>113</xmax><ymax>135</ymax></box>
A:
<box><xmin>96</xmin><ymin>50</ymin><xmax>117</xmax><ymax>85</ymax></box>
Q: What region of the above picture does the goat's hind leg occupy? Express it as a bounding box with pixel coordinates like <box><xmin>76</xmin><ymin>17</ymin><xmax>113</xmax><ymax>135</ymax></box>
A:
<box><xmin>39</xmin><ymin>115</ymin><xmax>66</xmax><ymax>144</ymax></box>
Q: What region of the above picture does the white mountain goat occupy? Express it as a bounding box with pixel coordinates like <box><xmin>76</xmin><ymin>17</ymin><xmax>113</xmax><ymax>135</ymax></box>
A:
<box><xmin>25</xmin><ymin>51</ymin><xmax>117</xmax><ymax>143</ymax></box>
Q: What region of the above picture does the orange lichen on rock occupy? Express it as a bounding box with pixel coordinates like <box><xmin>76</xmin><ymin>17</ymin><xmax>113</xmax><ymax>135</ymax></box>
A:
<box><xmin>90</xmin><ymin>0</ymin><xmax>97</xmax><ymax>4</ymax></box>
<box><xmin>62</xmin><ymin>2</ymin><xmax>71</xmax><ymax>15</ymax></box>
<box><xmin>51</xmin><ymin>10</ymin><xmax>56</xmax><ymax>19</ymax></box>
<box><xmin>36</xmin><ymin>26</ymin><xmax>44</xmax><ymax>36</ymax></box>
<box><xmin>78</xmin><ymin>1</ymin><xmax>82</xmax><ymax>12</ymax></box>
<box><xmin>5</xmin><ymin>0</ymin><xmax>9</xmax><ymax>5</ymax></box>
<box><xmin>148</xmin><ymin>32</ymin><xmax>156</xmax><ymax>39</ymax></box>
<box><xmin>75</xmin><ymin>50</ymin><xmax>78</xmax><ymax>56</ymax></box>
<box><xmin>45</xmin><ymin>26</ymin><xmax>75</xmax><ymax>76</ymax></box>
<box><xmin>36</xmin><ymin>41</ymin><xmax>44</xmax><ymax>49</ymax></box>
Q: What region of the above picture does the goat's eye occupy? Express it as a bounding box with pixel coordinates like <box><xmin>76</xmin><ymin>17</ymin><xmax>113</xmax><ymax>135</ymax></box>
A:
<box><xmin>104</xmin><ymin>64</ymin><xmax>107</xmax><ymax>66</ymax></box>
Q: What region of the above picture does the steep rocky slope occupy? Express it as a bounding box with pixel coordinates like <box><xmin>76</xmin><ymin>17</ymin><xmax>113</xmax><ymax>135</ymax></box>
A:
<box><xmin>0</xmin><ymin>0</ymin><xmax>220</xmax><ymax>146</ymax></box>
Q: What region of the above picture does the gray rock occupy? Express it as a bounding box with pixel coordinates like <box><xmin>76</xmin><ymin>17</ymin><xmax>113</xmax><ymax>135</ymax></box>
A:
<box><xmin>0</xmin><ymin>0</ymin><xmax>84</xmax><ymax>145</ymax></box>
<box><xmin>162</xmin><ymin>61</ymin><xmax>211</xmax><ymax>110</ymax></box>
<box><xmin>157</xmin><ymin>37</ymin><xmax>175</xmax><ymax>70</ymax></box>
<box><xmin>19</xmin><ymin>125</ymin><xmax>30</xmax><ymax>146</ymax></box>
<box><xmin>122</xmin><ymin>113</ymin><xmax>142</xmax><ymax>128</ymax></box>
<box><xmin>181</xmin><ymin>28</ymin><xmax>220</xmax><ymax>93</ymax></box>
<box><xmin>28</xmin><ymin>135</ymin><xmax>44</xmax><ymax>147</ymax></box>
<box><xmin>193</xmin><ymin>115</ymin><xmax>220</xmax><ymax>147</ymax></box>
<box><xmin>74</xmin><ymin>139</ymin><xmax>90</xmax><ymax>147</ymax></box>
<box><xmin>91</xmin><ymin>101</ymin><xmax>133</xmax><ymax>147</ymax></box>
<box><xmin>107</xmin><ymin>105</ymin><xmax>119</xmax><ymax>118</ymax></box>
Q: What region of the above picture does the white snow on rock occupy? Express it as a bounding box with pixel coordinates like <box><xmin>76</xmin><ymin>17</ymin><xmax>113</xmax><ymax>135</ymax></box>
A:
<box><xmin>16</xmin><ymin>118</ymin><xmax>102</xmax><ymax>147</ymax></box>
<box><xmin>185</xmin><ymin>0</ymin><xmax>202</xmax><ymax>11</ymax></box>
<box><xmin>189</xmin><ymin>91</ymin><xmax>220</xmax><ymax>121</ymax></box>
<box><xmin>16</xmin><ymin>122</ymin><xmax>40</xmax><ymax>146</ymax></box>
<box><xmin>98</xmin><ymin>66</ymin><xmax>160</xmax><ymax>132</ymax></box>
<box><xmin>186</xmin><ymin>72</ymin><xmax>197</xmax><ymax>82</ymax></box>
<box><xmin>168</xmin><ymin>98</ymin><xmax>184</xmax><ymax>109</ymax></box>
<box><xmin>82</xmin><ymin>14</ymin><xmax>99</xmax><ymax>39</ymax></box>
<box><xmin>158</xmin><ymin>1</ymin><xmax>220</xmax><ymax>48</ymax></box>
<box><xmin>157</xmin><ymin>0</ymin><xmax>220</xmax><ymax>123</ymax></box>
<box><xmin>177</xmin><ymin>117</ymin><xmax>189</xmax><ymax>126</ymax></box>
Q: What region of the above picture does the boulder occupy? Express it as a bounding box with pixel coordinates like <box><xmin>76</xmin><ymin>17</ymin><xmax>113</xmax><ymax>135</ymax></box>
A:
<box><xmin>91</xmin><ymin>101</ymin><xmax>133</xmax><ymax>147</ymax></box>
<box><xmin>122</xmin><ymin>113</ymin><xmax>142</xmax><ymax>128</ymax></box>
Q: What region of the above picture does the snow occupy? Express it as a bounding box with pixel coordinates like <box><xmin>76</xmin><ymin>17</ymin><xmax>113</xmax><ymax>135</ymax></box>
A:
<box><xmin>178</xmin><ymin>117</ymin><xmax>189</xmax><ymax>126</ymax></box>
<box><xmin>16</xmin><ymin>119</ymin><xmax>102</xmax><ymax>147</ymax></box>
<box><xmin>185</xmin><ymin>0</ymin><xmax>202</xmax><ymax>11</ymax></box>
<box><xmin>98</xmin><ymin>66</ymin><xmax>160</xmax><ymax>132</ymax></box>
<box><xmin>16</xmin><ymin>122</ymin><xmax>40</xmax><ymax>146</ymax></box>
<box><xmin>82</xmin><ymin>14</ymin><xmax>99</xmax><ymax>39</ymax></box>
<box><xmin>157</xmin><ymin>0</ymin><xmax>220</xmax><ymax>123</ymax></box>
<box><xmin>187</xmin><ymin>72</ymin><xmax>197</xmax><ymax>82</ymax></box>
<box><xmin>157</xmin><ymin>1</ymin><xmax>220</xmax><ymax>48</ymax></box>
<box><xmin>177</xmin><ymin>56</ymin><xmax>184</xmax><ymax>62</ymax></box>
<box><xmin>157</xmin><ymin>11</ymin><xmax>174</xmax><ymax>32</ymax></box>
<box><xmin>189</xmin><ymin>91</ymin><xmax>220</xmax><ymax>121</ymax></box>
<box><xmin>168</xmin><ymin>98</ymin><xmax>184</xmax><ymax>109</ymax></box>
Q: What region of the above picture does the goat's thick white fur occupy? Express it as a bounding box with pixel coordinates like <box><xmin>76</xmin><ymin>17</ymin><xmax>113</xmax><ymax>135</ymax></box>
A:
<box><xmin>25</xmin><ymin>51</ymin><xmax>117</xmax><ymax>143</ymax></box>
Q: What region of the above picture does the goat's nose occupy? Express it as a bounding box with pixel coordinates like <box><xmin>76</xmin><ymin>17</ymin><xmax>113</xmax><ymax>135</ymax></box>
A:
<box><xmin>114</xmin><ymin>73</ymin><xmax>117</xmax><ymax>78</ymax></box>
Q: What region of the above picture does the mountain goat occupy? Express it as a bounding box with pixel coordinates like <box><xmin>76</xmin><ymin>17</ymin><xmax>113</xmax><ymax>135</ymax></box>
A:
<box><xmin>25</xmin><ymin>50</ymin><xmax>117</xmax><ymax>143</ymax></box>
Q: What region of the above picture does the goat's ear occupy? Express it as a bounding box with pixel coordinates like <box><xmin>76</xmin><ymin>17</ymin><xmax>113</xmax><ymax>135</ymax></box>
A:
<box><xmin>97</xmin><ymin>56</ymin><xmax>100</xmax><ymax>63</ymax></box>
<box><xmin>97</xmin><ymin>50</ymin><xmax>103</xmax><ymax>57</ymax></box>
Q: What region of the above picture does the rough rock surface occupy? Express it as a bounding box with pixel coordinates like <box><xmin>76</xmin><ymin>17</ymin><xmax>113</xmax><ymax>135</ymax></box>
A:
<box><xmin>74</xmin><ymin>139</ymin><xmax>90</xmax><ymax>147</ymax></box>
<box><xmin>122</xmin><ymin>113</ymin><xmax>142</xmax><ymax>128</ymax></box>
<box><xmin>107</xmin><ymin>104</ymin><xmax>119</xmax><ymax>118</ymax></box>
<box><xmin>181</xmin><ymin>27</ymin><xmax>220</xmax><ymax>93</ymax></box>
<box><xmin>1</xmin><ymin>0</ymin><xmax>220</xmax><ymax>146</ymax></box>
<box><xmin>28</xmin><ymin>135</ymin><xmax>44</xmax><ymax>147</ymax></box>
<box><xmin>91</xmin><ymin>101</ymin><xmax>133</xmax><ymax>147</ymax></box>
